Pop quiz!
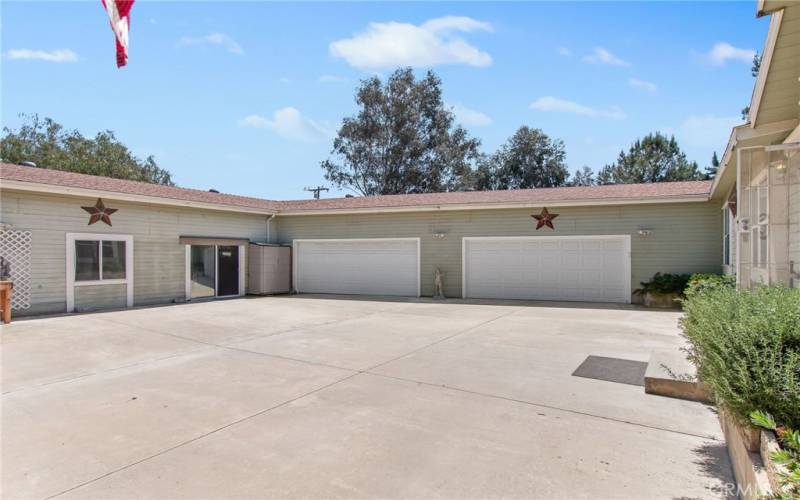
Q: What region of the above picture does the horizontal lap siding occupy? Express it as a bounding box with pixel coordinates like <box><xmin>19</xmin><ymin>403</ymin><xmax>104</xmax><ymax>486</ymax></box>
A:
<box><xmin>276</xmin><ymin>202</ymin><xmax>722</xmax><ymax>300</ymax></box>
<box><xmin>1</xmin><ymin>190</ymin><xmax>268</xmax><ymax>315</ymax></box>
<box><xmin>74</xmin><ymin>283</ymin><xmax>127</xmax><ymax>311</ymax></box>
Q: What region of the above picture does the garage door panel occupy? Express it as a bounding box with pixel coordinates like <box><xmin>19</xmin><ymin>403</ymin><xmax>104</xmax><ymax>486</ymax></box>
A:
<box><xmin>464</xmin><ymin>236</ymin><xmax>630</xmax><ymax>304</ymax></box>
<box><xmin>296</xmin><ymin>240</ymin><xmax>419</xmax><ymax>297</ymax></box>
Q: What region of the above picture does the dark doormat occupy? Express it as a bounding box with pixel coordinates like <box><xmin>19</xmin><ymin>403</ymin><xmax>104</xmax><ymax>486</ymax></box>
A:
<box><xmin>571</xmin><ymin>355</ymin><xmax>647</xmax><ymax>387</ymax></box>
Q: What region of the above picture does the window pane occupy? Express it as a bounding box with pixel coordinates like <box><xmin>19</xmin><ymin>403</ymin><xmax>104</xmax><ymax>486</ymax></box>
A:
<box><xmin>759</xmin><ymin>226</ymin><xmax>768</xmax><ymax>267</ymax></box>
<box><xmin>102</xmin><ymin>241</ymin><xmax>126</xmax><ymax>279</ymax></box>
<box><xmin>75</xmin><ymin>241</ymin><xmax>100</xmax><ymax>281</ymax></box>
<box><xmin>190</xmin><ymin>245</ymin><xmax>216</xmax><ymax>298</ymax></box>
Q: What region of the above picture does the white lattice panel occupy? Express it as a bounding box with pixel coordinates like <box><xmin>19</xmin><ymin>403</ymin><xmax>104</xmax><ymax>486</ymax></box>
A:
<box><xmin>0</xmin><ymin>230</ymin><xmax>32</xmax><ymax>310</ymax></box>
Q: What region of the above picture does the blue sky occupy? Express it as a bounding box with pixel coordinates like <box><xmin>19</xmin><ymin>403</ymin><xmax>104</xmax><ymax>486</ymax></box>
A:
<box><xmin>2</xmin><ymin>1</ymin><xmax>767</xmax><ymax>199</ymax></box>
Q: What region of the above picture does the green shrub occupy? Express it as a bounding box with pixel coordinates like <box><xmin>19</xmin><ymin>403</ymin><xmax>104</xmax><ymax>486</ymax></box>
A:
<box><xmin>681</xmin><ymin>285</ymin><xmax>800</xmax><ymax>429</ymax></box>
<box><xmin>684</xmin><ymin>273</ymin><xmax>736</xmax><ymax>299</ymax></box>
<box><xmin>634</xmin><ymin>272</ymin><xmax>691</xmax><ymax>296</ymax></box>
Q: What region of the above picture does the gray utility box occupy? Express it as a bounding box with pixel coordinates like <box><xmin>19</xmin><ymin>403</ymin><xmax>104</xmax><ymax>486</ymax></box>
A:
<box><xmin>247</xmin><ymin>243</ymin><xmax>291</xmax><ymax>295</ymax></box>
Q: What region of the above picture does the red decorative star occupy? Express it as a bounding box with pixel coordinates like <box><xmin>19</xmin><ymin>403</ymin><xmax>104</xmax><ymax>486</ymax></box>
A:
<box><xmin>531</xmin><ymin>207</ymin><xmax>559</xmax><ymax>230</ymax></box>
<box><xmin>81</xmin><ymin>198</ymin><xmax>118</xmax><ymax>226</ymax></box>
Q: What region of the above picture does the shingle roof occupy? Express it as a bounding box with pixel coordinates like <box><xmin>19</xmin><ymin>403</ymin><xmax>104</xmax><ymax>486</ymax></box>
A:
<box><xmin>278</xmin><ymin>180</ymin><xmax>712</xmax><ymax>212</ymax></box>
<box><xmin>0</xmin><ymin>163</ymin><xmax>281</xmax><ymax>212</ymax></box>
<box><xmin>0</xmin><ymin>162</ymin><xmax>712</xmax><ymax>214</ymax></box>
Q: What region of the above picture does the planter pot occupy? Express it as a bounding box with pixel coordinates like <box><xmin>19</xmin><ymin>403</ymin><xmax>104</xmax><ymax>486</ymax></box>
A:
<box><xmin>643</xmin><ymin>291</ymin><xmax>680</xmax><ymax>308</ymax></box>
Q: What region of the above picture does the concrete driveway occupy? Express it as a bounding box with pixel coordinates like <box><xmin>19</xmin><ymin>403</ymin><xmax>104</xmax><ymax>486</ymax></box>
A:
<box><xmin>2</xmin><ymin>296</ymin><xmax>733</xmax><ymax>499</ymax></box>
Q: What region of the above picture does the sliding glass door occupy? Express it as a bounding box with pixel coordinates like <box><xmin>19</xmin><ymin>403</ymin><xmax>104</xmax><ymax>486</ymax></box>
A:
<box><xmin>190</xmin><ymin>245</ymin><xmax>216</xmax><ymax>299</ymax></box>
<box><xmin>188</xmin><ymin>244</ymin><xmax>240</xmax><ymax>299</ymax></box>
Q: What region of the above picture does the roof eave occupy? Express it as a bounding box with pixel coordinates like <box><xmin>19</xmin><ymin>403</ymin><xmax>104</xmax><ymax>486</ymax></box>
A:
<box><xmin>277</xmin><ymin>194</ymin><xmax>711</xmax><ymax>216</ymax></box>
<box><xmin>0</xmin><ymin>179</ymin><xmax>279</xmax><ymax>216</ymax></box>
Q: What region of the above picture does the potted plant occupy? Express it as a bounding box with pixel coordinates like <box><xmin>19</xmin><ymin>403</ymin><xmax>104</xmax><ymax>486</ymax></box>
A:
<box><xmin>634</xmin><ymin>272</ymin><xmax>690</xmax><ymax>308</ymax></box>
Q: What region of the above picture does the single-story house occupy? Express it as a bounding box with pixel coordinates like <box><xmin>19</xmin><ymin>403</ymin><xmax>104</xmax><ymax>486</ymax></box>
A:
<box><xmin>711</xmin><ymin>0</ymin><xmax>800</xmax><ymax>289</ymax></box>
<box><xmin>1</xmin><ymin>1</ymin><xmax>796</xmax><ymax>317</ymax></box>
<box><xmin>1</xmin><ymin>162</ymin><xmax>720</xmax><ymax>315</ymax></box>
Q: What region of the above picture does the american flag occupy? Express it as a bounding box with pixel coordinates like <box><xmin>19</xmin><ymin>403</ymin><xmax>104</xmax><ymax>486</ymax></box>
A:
<box><xmin>101</xmin><ymin>0</ymin><xmax>135</xmax><ymax>67</ymax></box>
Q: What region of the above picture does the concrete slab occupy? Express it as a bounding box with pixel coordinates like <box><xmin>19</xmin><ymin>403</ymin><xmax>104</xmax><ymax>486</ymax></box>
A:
<box><xmin>371</xmin><ymin>310</ymin><xmax>723</xmax><ymax>438</ymax></box>
<box><xmin>1</xmin><ymin>296</ymin><xmax>733</xmax><ymax>499</ymax></box>
<box><xmin>1</xmin><ymin>315</ymin><xmax>201</xmax><ymax>394</ymax></box>
<box><xmin>230</xmin><ymin>310</ymin><xmax>499</xmax><ymax>370</ymax></box>
<box><xmin>58</xmin><ymin>374</ymin><xmax>732</xmax><ymax>499</ymax></box>
<box><xmin>2</xmin><ymin>348</ymin><xmax>352</xmax><ymax>499</ymax></box>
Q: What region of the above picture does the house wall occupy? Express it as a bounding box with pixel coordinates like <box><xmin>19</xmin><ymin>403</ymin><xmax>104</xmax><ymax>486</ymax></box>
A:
<box><xmin>275</xmin><ymin>202</ymin><xmax>723</xmax><ymax>300</ymax></box>
<box><xmin>0</xmin><ymin>189</ymin><xmax>269</xmax><ymax>315</ymax></box>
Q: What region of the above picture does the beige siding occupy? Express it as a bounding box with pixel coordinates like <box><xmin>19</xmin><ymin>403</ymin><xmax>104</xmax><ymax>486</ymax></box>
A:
<box><xmin>0</xmin><ymin>190</ymin><xmax>269</xmax><ymax>315</ymax></box>
<box><xmin>276</xmin><ymin>202</ymin><xmax>723</xmax><ymax>300</ymax></box>
<box><xmin>790</xmin><ymin>181</ymin><xmax>800</xmax><ymax>280</ymax></box>
<box><xmin>74</xmin><ymin>283</ymin><xmax>127</xmax><ymax>312</ymax></box>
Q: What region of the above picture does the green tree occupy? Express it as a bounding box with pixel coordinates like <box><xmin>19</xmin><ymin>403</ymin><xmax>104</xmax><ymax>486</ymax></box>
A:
<box><xmin>1</xmin><ymin>114</ymin><xmax>173</xmax><ymax>185</ymax></box>
<box><xmin>741</xmin><ymin>52</ymin><xmax>762</xmax><ymax>121</ymax></box>
<box><xmin>321</xmin><ymin>68</ymin><xmax>481</xmax><ymax>195</ymax></box>
<box><xmin>705</xmin><ymin>151</ymin><xmax>720</xmax><ymax>179</ymax></box>
<box><xmin>597</xmin><ymin>132</ymin><xmax>702</xmax><ymax>184</ymax></box>
<box><xmin>570</xmin><ymin>166</ymin><xmax>595</xmax><ymax>186</ymax></box>
<box><xmin>475</xmin><ymin>126</ymin><xmax>569</xmax><ymax>190</ymax></box>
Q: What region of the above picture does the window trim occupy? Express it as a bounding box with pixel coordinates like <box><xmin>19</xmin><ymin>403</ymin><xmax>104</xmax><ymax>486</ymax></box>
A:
<box><xmin>722</xmin><ymin>204</ymin><xmax>732</xmax><ymax>267</ymax></box>
<box><xmin>66</xmin><ymin>233</ymin><xmax>134</xmax><ymax>312</ymax></box>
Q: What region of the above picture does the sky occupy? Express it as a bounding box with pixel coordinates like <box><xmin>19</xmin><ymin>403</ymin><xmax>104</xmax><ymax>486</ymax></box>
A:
<box><xmin>2</xmin><ymin>1</ymin><xmax>768</xmax><ymax>200</ymax></box>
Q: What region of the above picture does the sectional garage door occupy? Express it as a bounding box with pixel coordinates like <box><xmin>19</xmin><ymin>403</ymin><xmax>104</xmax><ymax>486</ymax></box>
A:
<box><xmin>463</xmin><ymin>236</ymin><xmax>631</xmax><ymax>303</ymax></box>
<box><xmin>293</xmin><ymin>239</ymin><xmax>420</xmax><ymax>297</ymax></box>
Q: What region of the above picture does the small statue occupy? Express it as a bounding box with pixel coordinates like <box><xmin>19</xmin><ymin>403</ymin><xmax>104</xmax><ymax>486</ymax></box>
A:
<box><xmin>433</xmin><ymin>268</ymin><xmax>445</xmax><ymax>299</ymax></box>
<box><xmin>0</xmin><ymin>257</ymin><xmax>10</xmax><ymax>281</ymax></box>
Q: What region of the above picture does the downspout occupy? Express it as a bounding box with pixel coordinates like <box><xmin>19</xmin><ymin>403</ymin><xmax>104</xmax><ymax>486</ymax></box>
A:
<box><xmin>266</xmin><ymin>214</ymin><xmax>276</xmax><ymax>244</ymax></box>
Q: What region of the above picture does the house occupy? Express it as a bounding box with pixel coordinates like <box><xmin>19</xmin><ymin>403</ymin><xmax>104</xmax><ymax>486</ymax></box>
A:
<box><xmin>0</xmin><ymin>163</ymin><xmax>721</xmax><ymax>315</ymax></box>
<box><xmin>711</xmin><ymin>0</ymin><xmax>800</xmax><ymax>288</ymax></box>
<box><xmin>3</xmin><ymin>1</ymin><xmax>795</xmax><ymax>317</ymax></box>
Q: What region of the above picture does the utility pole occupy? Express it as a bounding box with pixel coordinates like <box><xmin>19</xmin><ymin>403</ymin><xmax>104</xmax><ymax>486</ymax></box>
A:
<box><xmin>304</xmin><ymin>186</ymin><xmax>329</xmax><ymax>200</ymax></box>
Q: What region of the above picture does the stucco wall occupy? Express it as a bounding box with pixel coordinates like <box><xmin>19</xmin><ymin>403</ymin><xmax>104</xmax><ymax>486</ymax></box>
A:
<box><xmin>275</xmin><ymin>202</ymin><xmax>723</xmax><ymax>300</ymax></box>
<box><xmin>0</xmin><ymin>189</ymin><xmax>270</xmax><ymax>315</ymax></box>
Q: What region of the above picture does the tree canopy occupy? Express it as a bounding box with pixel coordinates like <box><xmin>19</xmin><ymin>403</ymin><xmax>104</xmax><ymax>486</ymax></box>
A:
<box><xmin>321</xmin><ymin>68</ymin><xmax>481</xmax><ymax>195</ymax></box>
<box><xmin>475</xmin><ymin>126</ymin><xmax>569</xmax><ymax>190</ymax></box>
<box><xmin>596</xmin><ymin>132</ymin><xmax>703</xmax><ymax>184</ymax></box>
<box><xmin>1</xmin><ymin>114</ymin><xmax>173</xmax><ymax>185</ymax></box>
<box><xmin>570</xmin><ymin>166</ymin><xmax>595</xmax><ymax>187</ymax></box>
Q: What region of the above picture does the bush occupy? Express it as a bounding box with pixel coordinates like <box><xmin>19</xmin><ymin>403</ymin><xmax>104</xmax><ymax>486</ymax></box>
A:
<box><xmin>681</xmin><ymin>285</ymin><xmax>800</xmax><ymax>429</ymax></box>
<box><xmin>634</xmin><ymin>272</ymin><xmax>691</xmax><ymax>296</ymax></box>
<box><xmin>684</xmin><ymin>273</ymin><xmax>736</xmax><ymax>299</ymax></box>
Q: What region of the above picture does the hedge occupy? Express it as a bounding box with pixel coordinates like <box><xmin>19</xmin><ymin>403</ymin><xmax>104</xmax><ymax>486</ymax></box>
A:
<box><xmin>680</xmin><ymin>284</ymin><xmax>800</xmax><ymax>429</ymax></box>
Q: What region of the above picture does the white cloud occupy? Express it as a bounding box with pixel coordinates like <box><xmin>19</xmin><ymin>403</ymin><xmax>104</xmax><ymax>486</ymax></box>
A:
<box><xmin>178</xmin><ymin>33</ymin><xmax>243</xmax><ymax>55</ymax></box>
<box><xmin>5</xmin><ymin>49</ymin><xmax>77</xmax><ymax>63</ymax></box>
<box><xmin>583</xmin><ymin>47</ymin><xmax>630</xmax><ymax>67</ymax></box>
<box><xmin>449</xmin><ymin>103</ymin><xmax>492</xmax><ymax>127</ymax></box>
<box><xmin>238</xmin><ymin>108</ymin><xmax>330</xmax><ymax>143</ymax></box>
<box><xmin>628</xmin><ymin>78</ymin><xmax>657</xmax><ymax>94</ymax></box>
<box><xmin>319</xmin><ymin>74</ymin><xmax>348</xmax><ymax>83</ymax></box>
<box><xmin>329</xmin><ymin>15</ymin><xmax>492</xmax><ymax>69</ymax></box>
<box><xmin>556</xmin><ymin>46</ymin><xmax>571</xmax><ymax>57</ymax></box>
<box><xmin>700</xmin><ymin>42</ymin><xmax>756</xmax><ymax>67</ymax></box>
<box><xmin>665</xmin><ymin>115</ymin><xmax>742</xmax><ymax>149</ymax></box>
<box><xmin>530</xmin><ymin>96</ymin><xmax>626</xmax><ymax>120</ymax></box>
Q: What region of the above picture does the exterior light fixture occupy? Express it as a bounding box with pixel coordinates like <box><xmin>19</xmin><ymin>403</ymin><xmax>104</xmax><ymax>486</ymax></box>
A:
<box><xmin>637</xmin><ymin>229</ymin><xmax>653</xmax><ymax>237</ymax></box>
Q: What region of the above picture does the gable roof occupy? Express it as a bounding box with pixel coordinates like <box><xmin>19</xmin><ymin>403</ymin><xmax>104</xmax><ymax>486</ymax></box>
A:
<box><xmin>277</xmin><ymin>181</ymin><xmax>712</xmax><ymax>214</ymax></box>
<box><xmin>0</xmin><ymin>163</ymin><xmax>712</xmax><ymax>215</ymax></box>
<box><xmin>0</xmin><ymin>163</ymin><xmax>281</xmax><ymax>214</ymax></box>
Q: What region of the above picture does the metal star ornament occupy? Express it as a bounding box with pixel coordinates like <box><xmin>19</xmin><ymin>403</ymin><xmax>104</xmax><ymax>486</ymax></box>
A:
<box><xmin>532</xmin><ymin>207</ymin><xmax>558</xmax><ymax>230</ymax></box>
<box><xmin>82</xmin><ymin>198</ymin><xmax>118</xmax><ymax>226</ymax></box>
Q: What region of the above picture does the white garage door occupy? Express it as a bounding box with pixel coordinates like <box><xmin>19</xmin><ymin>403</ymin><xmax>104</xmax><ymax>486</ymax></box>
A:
<box><xmin>463</xmin><ymin>236</ymin><xmax>631</xmax><ymax>303</ymax></box>
<box><xmin>294</xmin><ymin>239</ymin><xmax>420</xmax><ymax>297</ymax></box>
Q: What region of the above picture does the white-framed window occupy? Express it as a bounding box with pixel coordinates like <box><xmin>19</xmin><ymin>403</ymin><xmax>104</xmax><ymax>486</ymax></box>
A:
<box><xmin>750</xmin><ymin>172</ymin><xmax>769</xmax><ymax>269</ymax></box>
<box><xmin>66</xmin><ymin>233</ymin><xmax>134</xmax><ymax>312</ymax></box>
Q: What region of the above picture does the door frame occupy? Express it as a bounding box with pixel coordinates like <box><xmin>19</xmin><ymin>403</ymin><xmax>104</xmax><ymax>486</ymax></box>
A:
<box><xmin>292</xmin><ymin>238</ymin><xmax>421</xmax><ymax>297</ymax></box>
<box><xmin>461</xmin><ymin>235</ymin><xmax>632</xmax><ymax>303</ymax></box>
<box><xmin>184</xmin><ymin>244</ymin><xmax>246</xmax><ymax>300</ymax></box>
